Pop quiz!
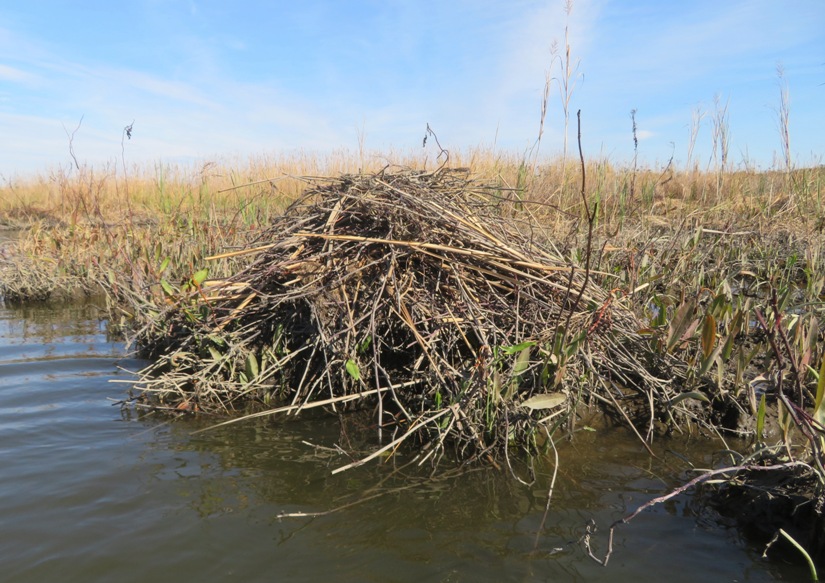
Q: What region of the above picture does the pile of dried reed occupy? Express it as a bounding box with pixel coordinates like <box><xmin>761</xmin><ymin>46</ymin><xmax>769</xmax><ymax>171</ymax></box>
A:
<box><xmin>124</xmin><ymin>168</ymin><xmax>703</xmax><ymax>467</ymax></box>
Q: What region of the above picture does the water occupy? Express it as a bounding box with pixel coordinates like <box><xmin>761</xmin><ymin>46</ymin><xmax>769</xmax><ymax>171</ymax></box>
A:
<box><xmin>0</xmin><ymin>300</ymin><xmax>807</xmax><ymax>582</ymax></box>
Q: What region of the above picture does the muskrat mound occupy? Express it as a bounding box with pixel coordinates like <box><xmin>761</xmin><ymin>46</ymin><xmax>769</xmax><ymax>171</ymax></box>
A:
<box><xmin>125</xmin><ymin>168</ymin><xmax>720</xmax><ymax>464</ymax></box>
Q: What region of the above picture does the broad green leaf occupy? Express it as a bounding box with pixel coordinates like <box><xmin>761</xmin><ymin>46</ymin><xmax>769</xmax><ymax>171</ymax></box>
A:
<box><xmin>245</xmin><ymin>353</ymin><xmax>259</xmax><ymax>381</ymax></box>
<box><xmin>207</xmin><ymin>346</ymin><xmax>222</xmax><ymax>361</ymax></box>
<box><xmin>709</xmin><ymin>292</ymin><xmax>732</xmax><ymax>320</ymax></box>
<box><xmin>160</xmin><ymin>279</ymin><xmax>175</xmax><ymax>298</ymax></box>
<box><xmin>756</xmin><ymin>393</ymin><xmax>767</xmax><ymax>442</ymax></box>
<box><xmin>721</xmin><ymin>313</ymin><xmax>741</xmax><ymax>360</ymax></box>
<box><xmin>159</xmin><ymin>257</ymin><xmax>170</xmax><ymax>274</ymax></box>
<box><xmin>345</xmin><ymin>359</ymin><xmax>361</xmax><ymax>381</ymax></box>
<box><xmin>192</xmin><ymin>268</ymin><xmax>209</xmax><ymax>286</ymax></box>
<box><xmin>521</xmin><ymin>393</ymin><xmax>566</xmax><ymax>411</ymax></box>
<box><xmin>699</xmin><ymin>345</ymin><xmax>722</xmax><ymax>376</ymax></box>
<box><xmin>512</xmin><ymin>345</ymin><xmax>532</xmax><ymax>377</ymax></box>
<box><xmin>504</xmin><ymin>347</ymin><xmax>533</xmax><ymax>401</ymax></box>
<box><xmin>501</xmin><ymin>341</ymin><xmax>536</xmax><ymax>355</ymax></box>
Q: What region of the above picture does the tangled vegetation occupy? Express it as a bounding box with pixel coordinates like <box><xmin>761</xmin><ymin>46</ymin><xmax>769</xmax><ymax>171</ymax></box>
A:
<box><xmin>115</xmin><ymin>168</ymin><xmax>722</xmax><ymax>471</ymax></box>
<box><xmin>2</xmin><ymin>150</ymin><xmax>825</xmax><ymax>569</ymax></box>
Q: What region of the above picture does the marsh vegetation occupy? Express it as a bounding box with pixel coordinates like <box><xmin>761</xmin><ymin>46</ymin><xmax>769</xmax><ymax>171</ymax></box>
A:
<box><xmin>2</xmin><ymin>144</ymin><xmax>825</xmax><ymax>573</ymax></box>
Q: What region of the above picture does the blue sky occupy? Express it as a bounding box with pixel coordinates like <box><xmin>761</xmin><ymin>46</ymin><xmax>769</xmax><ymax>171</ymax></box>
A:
<box><xmin>0</xmin><ymin>0</ymin><xmax>822</xmax><ymax>177</ymax></box>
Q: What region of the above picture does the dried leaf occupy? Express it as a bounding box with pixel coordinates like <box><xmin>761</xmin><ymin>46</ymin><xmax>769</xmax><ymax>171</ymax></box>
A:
<box><xmin>521</xmin><ymin>393</ymin><xmax>566</xmax><ymax>411</ymax></box>
<box><xmin>667</xmin><ymin>300</ymin><xmax>697</xmax><ymax>353</ymax></box>
<box><xmin>701</xmin><ymin>313</ymin><xmax>716</xmax><ymax>359</ymax></box>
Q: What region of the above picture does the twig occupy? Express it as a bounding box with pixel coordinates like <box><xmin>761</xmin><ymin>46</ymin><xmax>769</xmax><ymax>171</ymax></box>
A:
<box><xmin>62</xmin><ymin>115</ymin><xmax>84</xmax><ymax>172</ymax></box>
<box><xmin>423</xmin><ymin>123</ymin><xmax>450</xmax><ymax>172</ymax></box>
<box><xmin>606</xmin><ymin>460</ymin><xmax>810</xmax><ymax>562</ymax></box>
<box><xmin>331</xmin><ymin>408</ymin><xmax>452</xmax><ymax>474</ymax></box>
<box><xmin>190</xmin><ymin>387</ymin><xmax>393</xmax><ymax>434</ymax></box>
<box><xmin>533</xmin><ymin>434</ymin><xmax>560</xmax><ymax>549</ymax></box>
<box><xmin>564</xmin><ymin>110</ymin><xmax>594</xmax><ymax>331</ymax></box>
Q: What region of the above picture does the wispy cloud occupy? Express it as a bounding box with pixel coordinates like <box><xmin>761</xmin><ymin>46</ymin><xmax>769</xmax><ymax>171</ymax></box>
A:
<box><xmin>0</xmin><ymin>64</ymin><xmax>39</xmax><ymax>85</ymax></box>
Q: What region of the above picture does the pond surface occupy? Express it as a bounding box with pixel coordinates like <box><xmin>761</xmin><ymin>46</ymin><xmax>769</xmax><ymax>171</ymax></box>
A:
<box><xmin>0</xmin><ymin>300</ymin><xmax>807</xmax><ymax>582</ymax></box>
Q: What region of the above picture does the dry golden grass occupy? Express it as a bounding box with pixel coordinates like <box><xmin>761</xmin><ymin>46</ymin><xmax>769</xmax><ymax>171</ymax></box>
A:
<box><xmin>1</xmin><ymin>148</ymin><xmax>823</xmax><ymax>302</ymax></box>
<box><xmin>2</xmin><ymin>148</ymin><xmax>821</xmax><ymax>230</ymax></box>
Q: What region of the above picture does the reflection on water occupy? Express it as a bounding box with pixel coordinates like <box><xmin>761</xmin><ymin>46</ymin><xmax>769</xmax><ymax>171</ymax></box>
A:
<box><xmin>0</xmin><ymin>300</ymin><xmax>806</xmax><ymax>582</ymax></box>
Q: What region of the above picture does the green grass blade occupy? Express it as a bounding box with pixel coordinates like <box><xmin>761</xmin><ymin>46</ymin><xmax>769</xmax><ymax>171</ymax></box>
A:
<box><xmin>815</xmin><ymin>355</ymin><xmax>825</xmax><ymax>428</ymax></box>
<box><xmin>756</xmin><ymin>393</ymin><xmax>767</xmax><ymax>443</ymax></box>
<box><xmin>778</xmin><ymin>529</ymin><xmax>818</xmax><ymax>581</ymax></box>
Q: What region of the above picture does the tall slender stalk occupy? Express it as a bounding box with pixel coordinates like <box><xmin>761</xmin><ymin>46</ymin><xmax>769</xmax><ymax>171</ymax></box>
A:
<box><xmin>565</xmin><ymin>110</ymin><xmax>594</xmax><ymax>328</ymax></box>
<box><xmin>549</xmin><ymin>0</ymin><xmax>581</xmax><ymax>195</ymax></box>
<box><xmin>629</xmin><ymin>109</ymin><xmax>638</xmax><ymax>203</ymax></box>
<box><xmin>710</xmin><ymin>94</ymin><xmax>730</xmax><ymax>201</ymax></box>
<box><xmin>775</xmin><ymin>63</ymin><xmax>793</xmax><ymax>193</ymax></box>
<box><xmin>686</xmin><ymin>105</ymin><xmax>704</xmax><ymax>173</ymax></box>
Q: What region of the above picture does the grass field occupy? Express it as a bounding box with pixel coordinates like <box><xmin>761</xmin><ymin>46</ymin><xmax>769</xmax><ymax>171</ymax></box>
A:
<box><xmin>1</xmin><ymin>148</ymin><xmax>822</xmax><ymax>300</ymax></box>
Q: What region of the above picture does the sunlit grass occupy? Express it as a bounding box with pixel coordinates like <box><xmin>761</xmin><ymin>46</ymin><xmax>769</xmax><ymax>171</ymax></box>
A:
<box><xmin>1</xmin><ymin>147</ymin><xmax>823</xmax><ymax>302</ymax></box>
<box><xmin>2</xmin><ymin>149</ymin><xmax>822</xmax><ymax>228</ymax></box>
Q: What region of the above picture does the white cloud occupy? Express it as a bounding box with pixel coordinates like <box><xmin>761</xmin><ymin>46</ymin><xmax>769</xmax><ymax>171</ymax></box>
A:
<box><xmin>0</xmin><ymin>64</ymin><xmax>38</xmax><ymax>85</ymax></box>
